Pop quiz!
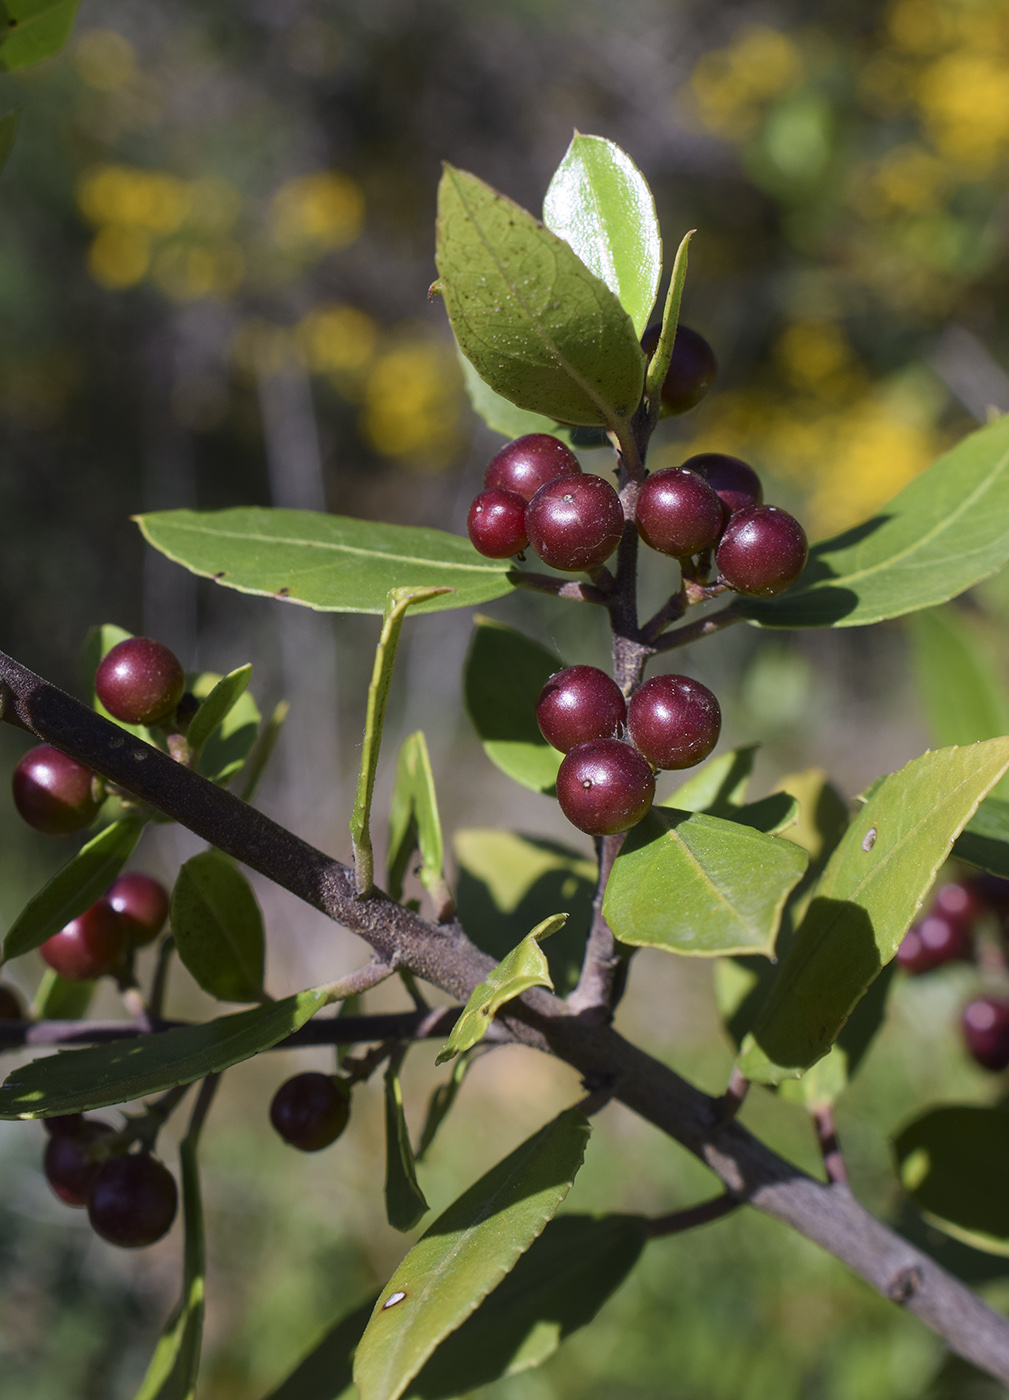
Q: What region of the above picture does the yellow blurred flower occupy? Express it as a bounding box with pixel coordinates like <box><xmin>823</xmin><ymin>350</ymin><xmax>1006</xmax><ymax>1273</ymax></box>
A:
<box><xmin>151</xmin><ymin>242</ymin><xmax>245</xmax><ymax>301</ymax></box>
<box><xmin>74</xmin><ymin>29</ymin><xmax>137</xmax><ymax>91</ymax></box>
<box><xmin>361</xmin><ymin>342</ymin><xmax>461</xmax><ymax>469</ymax></box>
<box><xmin>270</xmin><ymin>172</ymin><xmax>364</xmax><ymax>252</ymax></box>
<box><xmin>87</xmin><ymin>226</ymin><xmax>150</xmax><ymax>289</ymax></box>
<box><xmin>77</xmin><ymin>165</ymin><xmax>190</xmax><ymax>235</ymax></box>
<box><xmin>687</xmin><ymin>27</ymin><xmax>804</xmax><ymax>139</ymax></box>
<box><xmin>296</xmin><ymin>305</ymin><xmax>378</xmax><ymax>375</ymax></box>
<box><xmin>917</xmin><ymin>53</ymin><xmax>1009</xmax><ymax>169</ymax></box>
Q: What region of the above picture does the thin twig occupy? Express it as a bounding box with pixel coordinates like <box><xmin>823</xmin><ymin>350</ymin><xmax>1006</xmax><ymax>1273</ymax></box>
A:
<box><xmin>651</xmin><ymin>609</ymin><xmax>744</xmax><ymax>654</ymax></box>
<box><xmin>568</xmin><ymin>833</ymin><xmax>626</xmax><ymax>1018</ymax></box>
<box><xmin>647</xmin><ymin>1192</ymin><xmax>740</xmax><ymax>1238</ymax></box>
<box><xmin>813</xmin><ymin>1104</ymin><xmax>849</xmax><ymax>1186</ymax></box>
<box><xmin>719</xmin><ymin>1065</ymin><xmax>751</xmax><ymax>1121</ymax></box>
<box><xmin>507</xmin><ymin>570</ymin><xmax>610</xmax><ymax>605</ymax></box>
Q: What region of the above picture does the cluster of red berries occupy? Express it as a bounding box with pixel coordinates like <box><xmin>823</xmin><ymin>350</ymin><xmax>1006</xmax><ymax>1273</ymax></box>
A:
<box><xmin>41</xmin><ymin>871</ymin><xmax>170</xmax><ymax>981</ymax></box>
<box><xmin>43</xmin><ymin>1113</ymin><xmax>177</xmax><ymax>1247</ymax></box>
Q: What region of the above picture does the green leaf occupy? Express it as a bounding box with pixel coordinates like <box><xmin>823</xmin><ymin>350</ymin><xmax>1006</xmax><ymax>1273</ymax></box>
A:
<box><xmin>388</xmin><ymin>731</ymin><xmax>447</xmax><ymax>908</ymax></box>
<box><xmin>735</xmin><ymin>413</ymin><xmax>1009</xmax><ymax>628</ymax></box>
<box><xmin>463</xmin><ymin>617</ymin><xmax>563</xmax><ymax>794</ymax></box>
<box><xmin>738</xmin><ymin>739</ymin><xmax>1009</xmax><ymax>1084</ymax></box>
<box><xmin>779</xmin><ymin>963</ymin><xmax>896</xmax><ymax>1111</ymax></box>
<box><xmin>0</xmin><ymin>0</ymin><xmax>81</xmax><ymax>72</ymax></box>
<box><xmin>31</xmin><ymin>968</ymin><xmax>94</xmax><ymax>1020</ymax></box>
<box><xmin>644</xmin><ymin>231</ymin><xmax>693</xmax><ymax>422</ymax></box>
<box><xmin>260</xmin><ymin>1295</ymin><xmax>377</xmax><ymax>1400</ymax></box>
<box><xmin>0</xmin><ymin>110</ymin><xmax>19</xmax><ymax>177</ymax></box>
<box><xmin>954</xmin><ymin>795</ymin><xmax>1009</xmax><ymax>878</ymax></box>
<box><xmin>171</xmin><ymin>851</ymin><xmax>266</xmax><ymax>1003</ymax></box>
<box><xmin>435</xmin><ymin>164</ymin><xmax>645</xmax><ymax>429</ymax></box>
<box><xmin>603</xmin><ymin>808</ymin><xmax>808</xmax><ymax>958</ymax></box>
<box><xmin>353</xmin><ymin>1107</ymin><xmax>591</xmax><ymax>1400</ymax></box>
<box><xmin>662</xmin><ymin>745</ymin><xmax>757</xmax><ymax>814</ymax></box>
<box><xmin>895</xmin><ymin>1106</ymin><xmax>1009</xmax><ymax>1256</ymax></box>
<box><xmin>0</xmin><ymin>987</ymin><xmax>329</xmax><ymax>1118</ymax></box>
<box><xmin>238</xmin><ymin>700</ymin><xmax>288</xmax><ymax>804</ymax></box>
<box><xmin>136</xmin><ymin>509</ymin><xmax>515</xmax><ymax>616</ymax></box>
<box><xmin>3</xmin><ymin>816</ymin><xmax>145</xmax><ymax>962</ymax></box>
<box><xmin>187</xmin><ymin>665</ymin><xmax>253</xmax><ymax>756</ymax></box>
<box><xmin>416</xmin><ymin>1056</ymin><xmax>471</xmax><ymax>1163</ymax></box>
<box><xmin>457</xmin><ymin>350</ymin><xmax>591</xmax><ymax>447</ymax></box>
<box><xmin>405</xmin><ymin>1214</ymin><xmax>648</xmax><ymax>1397</ymax></box>
<box><xmin>436</xmin><ymin>914</ymin><xmax>564</xmax><ymax>1065</ymax></box>
<box><xmin>542</xmin><ymin>133</ymin><xmax>661</xmax><ymax>340</ymax></box>
<box><xmin>385</xmin><ymin>1044</ymin><xmax>429</xmax><ymax>1233</ymax></box>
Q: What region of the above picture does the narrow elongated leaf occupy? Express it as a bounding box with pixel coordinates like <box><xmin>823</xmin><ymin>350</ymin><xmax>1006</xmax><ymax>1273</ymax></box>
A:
<box><xmin>543</xmin><ymin>134</ymin><xmax>661</xmax><ymax>338</ymax></box>
<box><xmin>0</xmin><ymin>987</ymin><xmax>329</xmax><ymax>1118</ymax></box>
<box><xmin>136</xmin><ymin>509</ymin><xmax>514</xmax><ymax>615</ymax></box>
<box><xmin>663</xmin><ymin>746</ymin><xmax>757</xmax><ymax>814</ymax></box>
<box><xmin>3</xmin><ymin>816</ymin><xmax>145</xmax><ymax>962</ymax></box>
<box><xmin>436</xmin><ymin>165</ymin><xmax>645</xmax><ymax>428</ymax></box>
<box><xmin>186</xmin><ymin>665</ymin><xmax>253</xmax><ymax>755</ymax></box>
<box><xmin>195</xmin><ymin>680</ymin><xmax>261</xmax><ymax>787</ymax></box>
<box><xmin>171</xmin><ymin>852</ymin><xmax>265</xmax><ymax>1003</ymax></box>
<box><xmin>32</xmin><ymin>968</ymin><xmax>94</xmax><ymax>1020</ymax></box>
<box><xmin>954</xmin><ymin>795</ymin><xmax>1009</xmax><ymax>878</ymax></box>
<box><xmin>463</xmin><ymin>617</ymin><xmax>563</xmax><ymax>793</ymax></box>
<box><xmin>436</xmin><ymin>914</ymin><xmax>564</xmax><ymax>1064</ymax></box>
<box><xmin>416</xmin><ymin>1056</ymin><xmax>471</xmax><ymax>1162</ymax></box>
<box><xmin>736</xmin><ymin>414</ymin><xmax>1009</xmax><ymax>627</ymax></box>
<box><xmin>0</xmin><ymin>110</ymin><xmax>19</xmax><ymax>177</ymax></box>
<box><xmin>261</xmin><ymin>1295</ymin><xmax>377</xmax><ymax>1400</ymax></box>
<box><xmin>239</xmin><ymin>700</ymin><xmax>288</xmax><ymax>803</ymax></box>
<box><xmin>353</xmin><ymin>1108</ymin><xmax>591</xmax><ymax>1400</ymax></box>
<box><xmin>0</xmin><ymin>0</ymin><xmax>81</xmax><ymax>71</ymax></box>
<box><xmin>895</xmin><ymin>1106</ymin><xmax>1009</xmax><ymax>1256</ymax></box>
<box><xmin>385</xmin><ymin>1045</ymin><xmax>429</xmax><ymax>1233</ymax></box>
<box><xmin>388</xmin><ymin>732</ymin><xmax>447</xmax><ymax>908</ymax></box>
<box><xmin>739</xmin><ymin>739</ymin><xmax>1009</xmax><ymax>1083</ymax></box>
<box><xmin>603</xmin><ymin>809</ymin><xmax>808</xmax><ymax>958</ymax></box>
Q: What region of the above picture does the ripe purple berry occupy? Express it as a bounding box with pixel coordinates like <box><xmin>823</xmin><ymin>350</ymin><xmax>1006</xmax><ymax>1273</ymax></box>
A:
<box><xmin>716</xmin><ymin>504</ymin><xmax>808</xmax><ymax>598</ymax></box>
<box><xmin>107</xmin><ymin>872</ymin><xmax>170</xmax><ymax>948</ymax></box>
<box><xmin>556</xmin><ymin>739</ymin><xmax>655</xmax><ymax>836</ymax></box>
<box><xmin>44</xmin><ymin>1118</ymin><xmax>116</xmax><ymax>1206</ymax></box>
<box><xmin>12</xmin><ymin>744</ymin><xmax>100</xmax><ymax>836</ymax></box>
<box><xmin>627</xmin><ymin>675</ymin><xmax>721</xmax><ymax>771</ymax></box>
<box><xmin>681</xmin><ymin>453</ymin><xmax>763</xmax><ymax>518</ymax></box>
<box><xmin>484</xmin><ymin>434</ymin><xmax>582</xmax><ymax>501</ymax></box>
<box><xmin>270</xmin><ymin>1072</ymin><xmax>351</xmax><ymax>1152</ymax></box>
<box><xmin>961</xmin><ymin>996</ymin><xmax>1009</xmax><ymax>1072</ymax></box>
<box><xmin>536</xmin><ymin>666</ymin><xmax>627</xmax><ymax>753</ymax></box>
<box><xmin>896</xmin><ymin>912</ymin><xmax>973</xmax><ymax>974</ymax></box>
<box><xmin>87</xmin><ymin>1153</ymin><xmax>178</xmax><ymax>1247</ymax></box>
<box><xmin>636</xmin><ymin>468</ymin><xmax>724</xmax><ymax>558</ymax></box>
<box><xmin>933</xmin><ymin>880</ymin><xmax>988</xmax><ymax>929</ymax></box>
<box><xmin>526</xmin><ymin>475</ymin><xmax>624</xmax><ymax>573</ymax></box>
<box><xmin>40</xmin><ymin>901</ymin><xmax>126</xmax><ymax>981</ymax></box>
<box><xmin>467</xmin><ymin>488</ymin><xmax>529</xmax><ymax>559</ymax></box>
<box><xmin>95</xmin><ymin>637</ymin><xmax>186</xmax><ymax>726</ymax></box>
<box><xmin>642</xmin><ymin>323</ymin><xmax>717</xmax><ymax>415</ymax></box>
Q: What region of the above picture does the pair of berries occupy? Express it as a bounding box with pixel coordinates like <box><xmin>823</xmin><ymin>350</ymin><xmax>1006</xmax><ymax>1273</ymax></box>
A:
<box><xmin>40</xmin><ymin>872</ymin><xmax>170</xmax><ymax>981</ymax></box>
<box><xmin>43</xmin><ymin>1114</ymin><xmax>177</xmax><ymax>1247</ymax></box>
<box><xmin>270</xmin><ymin>1072</ymin><xmax>351</xmax><ymax>1151</ymax></box>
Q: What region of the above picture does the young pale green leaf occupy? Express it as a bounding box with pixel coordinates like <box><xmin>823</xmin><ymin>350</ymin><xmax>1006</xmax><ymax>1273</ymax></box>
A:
<box><xmin>436</xmin><ymin>165</ymin><xmax>645</xmax><ymax>428</ymax></box>
<box><xmin>603</xmin><ymin>809</ymin><xmax>808</xmax><ymax>958</ymax></box>
<box><xmin>186</xmin><ymin>665</ymin><xmax>253</xmax><ymax>756</ymax></box>
<box><xmin>31</xmin><ymin>968</ymin><xmax>94</xmax><ymax>1020</ymax></box>
<box><xmin>954</xmin><ymin>795</ymin><xmax>1009</xmax><ymax>878</ymax></box>
<box><xmin>735</xmin><ymin>413</ymin><xmax>1009</xmax><ymax>628</ymax></box>
<box><xmin>261</xmin><ymin>1295</ymin><xmax>377</xmax><ymax>1400</ymax></box>
<box><xmin>193</xmin><ymin>676</ymin><xmax>261</xmax><ymax>787</ymax></box>
<box><xmin>738</xmin><ymin>739</ymin><xmax>1009</xmax><ymax>1084</ymax></box>
<box><xmin>644</xmin><ymin>230</ymin><xmax>693</xmax><ymax>424</ymax></box>
<box><xmin>463</xmin><ymin>616</ymin><xmax>563</xmax><ymax>794</ymax></box>
<box><xmin>238</xmin><ymin>700</ymin><xmax>288</xmax><ymax>804</ymax></box>
<box><xmin>387</xmin><ymin>732</ymin><xmax>447</xmax><ymax>908</ymax></box>
<box><xmin>0</xmin><ymin>987</ymin><xmax>329</xmax><ymax>1118</ymax></box>
<box><xmin>436</xmin><ymin>914</ymin><xmax>564</xmax><ymax>1064</ymax></box>
<box><xmin>0</xmin><ymin>0</ymin><xmax>81</xmax><ymax>71</ymax></box>
<box><xmin>3</xmin><ymin>816</ymin><xmax>145</xmax><ymax>963</ymax></box>
<box><xmin>136</xmin><ymin>508</ymin><xmax>515</xmax><ymax>615</ymax></box>
<box><xmin>404</xmin><ymin>1213</ymin><xmax>648</xmax><ymax>1398</ymax></box>
<box><xmin>895</xmin><ymin>1106</ymin><xmax>1009</xmax><ymax>1256</ymax></box>
<box><xmin>542</xmin><ymin>133</ymin><xmax>661</xmax><ymax>339</ymax></box>
<box><xmin>353</xmin><ymin>1107</ymin><xmax>591</xmax><ymax>1400</ymax></box>
<box><xmin>416</xmin><ymin>1056</ymin><xmax>471</xmax><ymax>1163</ymax></box>
<box><xmin>0</xmin><ymin>110</ymin><xmax>19</xmax><ymax>176</ymax></box>
<box><xmin>385</xmin><ymin>1045</ymin><xmax>430</xmax><ymax>1233</ymax></box>
<box><xmin>171</xmin><ymin>851</ymin><xmax>266</xmax><ymax>1003</ymax></box>
<box><xmin>662</xmin><ymin>745</ymin><xmax>757</xmax><ymax>814</ymax></box>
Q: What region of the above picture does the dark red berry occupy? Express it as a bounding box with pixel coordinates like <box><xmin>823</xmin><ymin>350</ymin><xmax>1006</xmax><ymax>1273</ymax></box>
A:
<box><xmin>270</xmin><ymin>1072</ymin><xmax>351</xmax><ymax>1152</ymax></box>
<box><xmin>627</xmin><ymin>675</ymin><xmax>721</xmax><ymax>771</ymax></box>
<box><xmin>896</xmin><ymin>912</ymin><xmax>973</xmax><ymax>974</ymax></box>
<box><xmin>966</xmin><ymin>874</ymin><xmax>1009</xmax><ymax>917</ymax></box>
<box><xmin>484</xmin><ymin>434</ymin><xmax>582</xmax><ymax>501</ymax></box>
<box><xmin>12</xmin><ymin>744</ymin><xmax>100</xmax><ymax>836</ymax></box>
<box><xmin>44</xmin><ymin>1114</ymin><xmax>87</xmax><ymax>1137</ymax></box>
<box><xmin>716</xmin><ymin>504</ymin><xmax>808</xmax><ymax>598</ymax></box>
<box><xmin>467</xmin><ymin>488</ymin><xmax>529</xmax><ymax>559</ymax></box>
<box><xmin>526</xmin><ymin>475</ymin><xmax>624</xmax><ymax>573</ymax></box>
<box><xmin>536</xmin><ymin>666</ymin><xmax>627</xmax><ymax>753</ymax></box>
<box><xmin>0</xmin><ymin>984</ymin><xmax>23</xmax><ymax>1020</ymax></box>
<box><xmin>40</xmin><ymin>901</ymin><xmax>126</xmax><ymax>981</ymax></box>
<box><xmin>642</xmin><ymin>323</ymin><xmax>717</xmax><ymax>415</ymax></box>
<box><xmin>961</xmin><ymin>996</ymin><xmax>1009</xmax><ymax>1071</ymax></box>
<box><xmin>107</xmin><ymin>872</ymin><xmax>170</xmax><ymax>948</ymax></box>
<box><xmin>95</xmin><ymin>637</ymin><xmax>186</xmax><ymax>726</ymax></box>
<box><xmin>44</xmin><ymin>1119</ymin><xmax>115</xmax><ymax>1206</ymax></box>
<box><xmin>556</xmin><ymin>739</ymin><xmax>655</xmax><ymax>836</ymax></box>
<box><xmin>636</xmin><ymin>468</ymin><xmax>724</xmax><ymax>558</ymax></box>
<box><xmin>87</xmin><ymin>1153</ymin><xmax>178</xmax><ymax>1246</ymax></box>
<box><xmin>681</xmin><ymin>453</ymin><xmax>763</xmax><ymax>518</ymax></box>
<box><xmin>932</xmin><ymin>880</ymin><xmax>988</xmax><ymax>932</ymax></box>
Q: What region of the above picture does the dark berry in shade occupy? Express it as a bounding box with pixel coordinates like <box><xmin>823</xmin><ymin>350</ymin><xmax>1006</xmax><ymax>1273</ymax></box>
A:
<box><xmin>44</xmin><ymin>1114</ymin><xmax>87</xmax><ymax>1137</ymax></box>
<box><xmin>536</xmin><ymin>666</ymin><xmax>627</xmax><ymax>753</ymax></box>
<box><xmin>932</xmin><ymin>880</ymin><xmax>988</xmax><ymax>932</ymax></box>
<box><xmin>484</xmin><ymin>434</ymin><xmax>582</xmax><ymax>501</ymax></box>
<box><xmin>556</xmin><ymin>739</ymin><xmax>655</xmax><ymax>836</ymax></box>
<box><xmin>95</xmin><ymin>637</ymin><xmax>186</xmax><ymax>726</ymax></box>
<box><xmin>641</xmin><ymin>323</ymin><xmax>717</xmax><ymax>415</ymax></box>
<box><xmin>270</xmin><ymin>1072</ymin><xmax>351</xmax><ymax>1152</ymax></box>
<box><xmin>12</xmin><ymin>744</ymin><xmax>100</xmax><ymax>836</ymax></box>
<box><xmin>0</xmin><ymin>984</ymin><xmax>23</xmax><ymax>1020</ymax></box>
<box><xmin>526</xmin><ymin>475</ymin><xmax>624</xmax><ymax>573</ymax></box>
<box><xmin>44</xmin><ymin>1119</ymin><xmax>116</xmax><ymax>1206</ymax></box>
<box><xmin>107</xmin><ymin>872</ymin><xmax>171</xmax><ymax>948</ymax></box>
<box><xmin>895</xmin><ymin>912</ymin><xmax>973</xmax><ymax>974</ymax></box>
<box><xmin>40</xmin><ymin>901</ymin><xmax>126</xmax><ymax>981</ymax></box>
<box><xmin>636</xmin><ymin>468</ymin><xmax>724</xmax><ymax>558</ymax></box>
<box><xmin>681</xmin><ymin>453</ymin><xmax>763</xmax><ymax>518</ymax></box>
<box><xmin>961</xmin><ymin>996</ymin><xmax>1009</xmax><ymax>1071</ymax></box>
<box><xmin>87</xmin><ymin>1153</ymin><xmax>178</xmax><ymax>1246</ymax></box>
<box><xmin>967</xmin><ymin>874</ymin><xmax>1009</xmax><ymax>916</ymax></box>
<box><xmin>627</xmin><ymin>675</ymin><xmax>721</xmax><ymax>771</ymax></box>
<box><xmin>716</xmin><ymin>505</ymin><xmax>808</xmax><ymax>598</ymax></box>
<box><xmin>467</xmin><ymin>488</ymin><xmax>529</xmax><ymax>559</ymax></box>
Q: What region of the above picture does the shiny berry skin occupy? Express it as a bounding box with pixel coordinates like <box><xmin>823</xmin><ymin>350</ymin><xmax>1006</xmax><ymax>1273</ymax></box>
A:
<box><xmin>12</xmin><ymin>744</ymin><xmax>100</xmax><ymax>836</ymax></box>
<box><xmin>896</xmin><ymin>912</ymin><xmax>973</xmax><ymax>974</ymax></box>
<box><xmin>681</xmin><ymin>453</ymin><xmax>763</xmax><ymax>518</ymax></box>
<box><xmin>0</xmin><ymin>984</ymin><xmax>23</xmax><ymax>1020</ymax></box>
<box><xmin>44</xmin><ymin>1119</ymin><xmax>115</xmax><ymax>1206</ymax></box>
<box><xmin>87</xmin><ymin>1153</ymin><xmax>178</xmax><ymax>1246</ymax></box>
<box><xmin>961</xmin><ymin>996</ymin><xmax>1009</xmax><ymax>1071</ymax></box>
<box><xmin>716</xmin><ymin>505</ymin><xmax>808</xmax><ymax>598</ymax></box>
<box><xmin>556</xmin><ymin>739</ymin><xmax>655</xmax><ymax>836</ymax></box>
<box><xmin>627</xmin><ymin>675</ymin><xmax>721</xmax><ymax>771</ymax></box>
<box><xmin>107</xmin><ymin>872</ymin><xmax>170</xmax><ymax>948</ymax></box>
<box><xmin>40</xmin><ymin>901</ymin><xmax>126</xmax><ymax>981</ymax></box>
<box><xmin>270</xmin><ymin>1072</ymin><xmax>351</xmax><ymax>1152</ymax></box>
<box><xmin>932</xmin><ymin>880</ymin><xmax>988</xmax><ymax>931</ymax></box>
<box><xmin>636</xmin><ymin>468</ymin><xmax>724</xmax><ymax>558</ymax></box>
<box><xmin>642</xmin><ymin>323</ymin><xmax>717</xmax><ymax>415</ymax></box>
<box><xmin>95</xmin><ymin>637</ymin><xmax>186</xmax><ymax>726</ymax></box>
<box><xmin>484</xmin><ymin>434</ymin><xmax>582</xmax><ymax>501</ymax></box>
<box><xmin>467</xmin><ymin>488</ymin><xmax>529</xmax><ymax>559</ymax></box>
<box><xmin>536</xmin><ymin>666</ymin><xmax>627</xmax><ymax>753</ymax></box>
<box><xmin>526</xmin><ymin>475</ymin><xmax>624</xmax><ymax>572</ymax></box>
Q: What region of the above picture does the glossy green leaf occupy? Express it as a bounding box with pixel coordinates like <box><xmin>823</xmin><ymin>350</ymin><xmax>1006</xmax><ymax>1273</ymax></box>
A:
<box><xmin>954</xmin><ymin>795</ymin><xmax>1009</xmax><ymax>878</ymax></box>
<box><xmin>385</xmin><ymin>1044</ymin><xmax>429</xmax><ymax>1233</ymax></box>
<box><xmin>738</xmin><ymin>739</ymin><xmax>1009</xmax><ymax>1084</ymax></box>
<box><xmin>388</xmin><ymin>731</ymin><xmax>447</xmax><ymax>909</ymax></box>
<box><xmin>187</xmin><ymin>665</ymin><xmax>253</xmax><ymax>756</ymax></box>
<box><xmin>136</xmin><ymin>509</ymin><xmax>515</xmax><ymax>616</ymax></box>
<box><xmin>238</xmin><ymin>700</ymin><xmax>288</xmax><ymax>804</ymax></box>
<box><xmin>662</xmin><ymin>746</ymin><xmax>757</xmax><ymax>814</ymax></box>
<box><xmin>603</xmin><ymin>808</ymin><xmax>808</xmax><ymax>958</ymax></box>
<box><xmin>436</xmin><ymin>914</ymin><xmax>564</xmax><ymax>1064</ymax></box>
<box><xmin>463</xmin><ymin>617</ymin><xmax>563</xmax><ymax>794</ymax></box>
<box><xmin>0</xmin><ymin>987</ymin><xmax>329</xmax><ymax>1118</ymax></box>
<box><xmin>895</xmin><ymin>1106</ymin><xmax>1009</xmax><ymax>1256</ymax></box>
<box><xmin>0</xmin><ymin>110</ymin><xmax>19</xmax><ymax>177</ymax></box>
<box><xmin>31</xmin><ymin>968</ymin><xmax>94</xmax><ymax>1020</ymax></box>
<box><xmin>543</xmin><ymin>133</ymin><xmax>661</xmax><ymax>339</ymax></box>
<box><xmin>0</xmin><ymin>0</ymin><xmax>81</xmax><ymax>71</ymax></box>
<box><xmin>353</xmin><ymin>1107</ymin><xmax>591</xmax><ymax>1400</ymax></box>
<box><xmin>171</xmin><ymin>852</ymin><xmax>265</xmax><ymax>1003</ymax></box>
<box><xmin>261</xmin><ymin>1295</ymin><xmax>377</xmax><ymax>1400</ymax></box>
<box><xmin>416</xmin><ymin>1056</ymin><xmax>471</xmax><ymax>1163</ymax></box>
<box><xmin>779</xmin><ymin>964</ymin><xmax>896</xmax><ymax>1110</ymax></box>
<box><xmin>3</xmin><ymin>816</ymin><xmax>145</xmax><ymax>962</ymax></box>
<box><xmin>459</xmin><ymin>351</ymin><xmax>608</xmax><ymax>448</ymax></box>
<box><xmin>736</xmin><ymin>414</ymin><xmax>1009</xmax><ymax>628</ymax></box>
<box><xmin>436</xmin><ymin>165</ymin><xmax>645</xmax><ymax>428</ymax></box>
